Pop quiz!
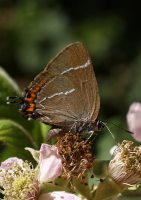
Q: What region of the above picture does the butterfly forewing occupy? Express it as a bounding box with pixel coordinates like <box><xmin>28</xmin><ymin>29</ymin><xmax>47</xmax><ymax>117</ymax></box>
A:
<box><xmin>27</xmin><ymin>42</ymin><xmax>100</xmax><ymax>127</ymax></box>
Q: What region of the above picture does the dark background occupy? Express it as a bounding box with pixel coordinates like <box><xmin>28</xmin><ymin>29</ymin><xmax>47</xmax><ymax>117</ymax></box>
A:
<box><xmin>0</xmin><ymin>0</ymin><xmax>141</xmax><ymax>158</ymax></box>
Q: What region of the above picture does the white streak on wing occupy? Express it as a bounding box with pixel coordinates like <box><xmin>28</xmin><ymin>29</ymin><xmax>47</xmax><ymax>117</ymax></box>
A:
<box><xmin>37</xmin><ymin>59</ymin><xmax>90</xmax><ymax>106</ymax></box>
<box><xmin>61</xmin><ymin>59</ymin><xmax>91</xmax><ymax>75</ymax></box>
<box><xmin>48</xmin><ymin>88</ymin><xmax>75</xmax><ymax>99</ymax></box>
<box><xmin>38</xmin><ymin>77</ymin><xmax>59</xmax><ymax>104</ymax></box>
<box><xmin>64</xmin><ymin>88</ymin><xmax>75</xmax><ymax>95</ymax></box>
<box><xmin>39</xmin><ymin>103</ymin><xmax>45</xmax><ymax>109</ymax></box>
<box><xmin>44</xmin><ymin>76</ymin><xmax>56</xmax><ymax>85</ymax></box>
<box><xmin>38</xmin><ymin>97</ymin><xmax>47</xmax><ymax>104</ymax></box>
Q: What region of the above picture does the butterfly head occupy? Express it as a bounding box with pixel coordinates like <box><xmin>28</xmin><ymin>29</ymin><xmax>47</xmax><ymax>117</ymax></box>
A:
<box><xmin>95</xmin><ymin>120</ymin><xmax>104</xmax><ymax>131</ymax></box>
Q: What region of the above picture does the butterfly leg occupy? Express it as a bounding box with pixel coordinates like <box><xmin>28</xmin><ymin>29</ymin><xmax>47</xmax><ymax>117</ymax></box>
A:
<box><xmin>69</xmin><ymin>121</ymin><xmax>87</xmax><ymax>133</ymax></box>
<box><xmin>84</xmin><ymin>131</ymin><xmax>94</xmax><ymax>143</ymax></box>
<box><xmin>69</xmin><ymin>121</ymin><xmax>78</xmax><ymax>133</ymax></box>
<box><xmin>77</xmin><ymin>121</ymin><xmax>88</xmax><ymax>132</ymax></box>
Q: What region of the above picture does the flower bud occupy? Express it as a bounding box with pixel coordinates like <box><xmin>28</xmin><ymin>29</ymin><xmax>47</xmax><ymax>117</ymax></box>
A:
<box><xmin>127</xmin><ymin>102</ymin><xmax>141</xmax><ymax>142</ymax></box>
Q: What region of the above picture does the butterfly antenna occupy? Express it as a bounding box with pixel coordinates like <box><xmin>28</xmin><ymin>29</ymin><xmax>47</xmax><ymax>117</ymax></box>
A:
<box><xmin>107</xmin><ymin>121</ymin><xmax>133</xmax><ymax>135</ymax></box>
<box><xmin>6</xmin><ymin>96</ymin><xmax>19</xmax><ymax>104</ymax></box>
<box><xmin>102</xmin><ymin>121</ymin><xmax>116</xmax><ymax>141</ymax></box>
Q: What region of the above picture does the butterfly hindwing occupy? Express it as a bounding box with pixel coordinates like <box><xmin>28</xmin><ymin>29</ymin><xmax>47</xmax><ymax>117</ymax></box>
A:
<box><xmin>27</xmin><ymin>42</ymin><xmax>100</xmax><ymax>127</ymax></box>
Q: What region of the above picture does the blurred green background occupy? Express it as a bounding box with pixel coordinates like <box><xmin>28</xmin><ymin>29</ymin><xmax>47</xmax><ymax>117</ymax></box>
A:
<box><xmin>0</xmin><ymin>0</ymin><xmax>141</xmax><ymax>160</ymax></box>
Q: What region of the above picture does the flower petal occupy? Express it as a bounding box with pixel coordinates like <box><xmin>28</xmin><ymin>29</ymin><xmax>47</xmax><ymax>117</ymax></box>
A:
<box><xmin>127</xmin><ymin>102</ymin><xmax>141</xmax><ymax>142</ymax></box>
<box><xmin>39</xmin><ymin>144</ymin><xmax>62</xmax><ymax>183</ymax></box>
<box><xmin>109</xmin><ymin>145</ymin><xmax>119</xmax><ymax>157</ymax></box>
<box><xmin>0</xmin><ymin>157</ymin><xmax>23</xmax><ymax>169</ymax></box>
<box><xmin>38</xmin><ymin>192</ymin><xmax>81</xmax><ymax>200</ymax></box>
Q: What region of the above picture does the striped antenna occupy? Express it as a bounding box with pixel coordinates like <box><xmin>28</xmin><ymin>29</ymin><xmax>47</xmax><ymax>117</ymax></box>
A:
<box><xmin>6</xmin><ymin>96</ymin><xmax>19</xmax><ymax>104</ymax></box>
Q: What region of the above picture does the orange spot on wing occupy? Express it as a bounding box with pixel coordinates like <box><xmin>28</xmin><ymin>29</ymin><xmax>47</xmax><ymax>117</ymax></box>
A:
<box><xmin>26</xmin><ymin>103</ymin><xmax>35</xmax><ymax>112</ymax></box>
<box><xmin>25</xmin><ymin>80</ymin><xmax>46</xmax><ymax>113</ymax></box>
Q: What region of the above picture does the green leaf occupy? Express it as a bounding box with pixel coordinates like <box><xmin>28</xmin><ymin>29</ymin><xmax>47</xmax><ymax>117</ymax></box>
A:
<box><xmin>32</xmin><ymin>122</ymin><xmax>44</xmax><ymax>147</ymax></box>
<box><xmin>0</xmin><ymin>146</ymin><xmax>33</xmax><ymax>162</ymax></box>
<box><xmin>119</xmin><ymin>186</ymin><xmax>141</xmax><ymax>200</ymax></box>
<box><xmin>0</xmin><ymin>67</ymin><xmax>38</xmax><ymax>132</ymax></box>
<box><xmin>40</xmin><ymin>123</ymin><xmax>51</xmax><ymax>142</ymax></box>
<box><xmin>32</xmin><ymin>122</ymin><xmax>51</xmax><ymax>147</ymax></box>
<box><xmin>0</xmin><ymin>67</ymin><xmax>20</xmax><ymax>118</ymax></box>
<box><xmin>93</xmin><ymin>160</ymin><xmax>109</xmax><ymax>178</ymax></box>
<box><xmin>0</xmin><ymin>67</ymin><xmax>20</xmax><ymax>96</ymax></box>
<box><xmin>0</xmin><ymin>119</ymin><xmax>36</xmax><ymax>149</ymax></box>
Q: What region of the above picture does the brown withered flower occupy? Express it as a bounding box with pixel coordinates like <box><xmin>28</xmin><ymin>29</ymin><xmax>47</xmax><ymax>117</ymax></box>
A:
<box><xmin>56</xmin><ymin>133</ymin><xmax>95</xmax><ymax>179</ymax></box>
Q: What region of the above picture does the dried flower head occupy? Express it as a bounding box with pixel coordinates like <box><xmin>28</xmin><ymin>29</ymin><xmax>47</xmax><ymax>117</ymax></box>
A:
<box><xmin>108</xmin><ymin>140</ymin><xmax>141</xmax><ymax>186</ymax></box>
<box><xmin>56</xmin><ymin>133</ymin><xmax>95</xmax><ymax>179</ymax></box>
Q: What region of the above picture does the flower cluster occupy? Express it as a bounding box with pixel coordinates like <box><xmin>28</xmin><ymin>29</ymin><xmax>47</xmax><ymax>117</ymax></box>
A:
<box><xmin>0</xmin><ymin>158</ymin><xmax>39</xmax><ymax>199</ymax></box>
<box><xmin>0</xmin><ymin>144</ymin><xmax>80</xmax><ymax>200</ymax></box>
<box><xmin>1</xmin><ymin>101</ymin><xmax>141</xmax><ymax>200</ymax></box>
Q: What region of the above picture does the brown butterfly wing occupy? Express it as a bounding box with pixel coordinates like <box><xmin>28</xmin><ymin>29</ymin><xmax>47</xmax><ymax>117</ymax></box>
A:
<box><xmin>27</xmin><ymin>42</ymin><xmax>100</xmax><ymax>127</ymax></box>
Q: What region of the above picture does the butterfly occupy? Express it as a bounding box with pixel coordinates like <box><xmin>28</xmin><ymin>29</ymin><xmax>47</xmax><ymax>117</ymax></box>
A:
<box><xmin>8</xmin><ymin>42</ymin><xmax>103</xmax><ymax>137</ymax></box>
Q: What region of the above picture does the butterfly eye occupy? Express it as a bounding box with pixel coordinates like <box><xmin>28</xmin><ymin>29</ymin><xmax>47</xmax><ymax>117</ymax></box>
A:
<box><xmin>97</xmin><ymin>120</ymin><xmax>104</xmax><ymax>131</ymax></box>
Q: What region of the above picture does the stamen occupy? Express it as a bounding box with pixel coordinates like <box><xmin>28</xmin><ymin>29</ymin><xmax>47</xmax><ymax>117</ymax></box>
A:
<box><xmin>56</xmin><ymin>133</ymin><xmax>95</xmax><ymax>179</ymax></box>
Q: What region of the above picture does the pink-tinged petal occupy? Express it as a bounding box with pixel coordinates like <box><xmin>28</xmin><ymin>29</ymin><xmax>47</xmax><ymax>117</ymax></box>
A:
<box><xmin>39</xmin><ymin>144</ymin><xmax>62</xmax><ymax>183</ymax></box>
<box><xmin>0</xmin><ymin>157</ymin><xmax>23</xmax><ymax>170</ymax></box>
<box><xmin>38</xmin><ymin>192</ymin><xmax>81</xmax><ymax>200</ymax></box>
<box><xmin>127</xmin><ymin>102</ymin><xmax>141</xmax><ymax>142</ymax></box>
<box><xmin>109</xmin><ymin>145</ymin><xmax>119</xmax><ymax>157</ymax></box>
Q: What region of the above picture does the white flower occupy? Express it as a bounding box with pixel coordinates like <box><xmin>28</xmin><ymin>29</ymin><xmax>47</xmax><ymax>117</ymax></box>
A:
<box><xmin>108</xmin><ymin>140</ymin><xmax>141</xmax><ymax>186</ymax></box>
<box><xmin>0</xmin><ymin>144</ymin><xmax>80</xmax><ymax>200</ymax></box>
<box><xmin>0</xmin><ymin>157</ymin><xmax>24</xmax><ymax>181</ymax></box>
<box><xmin>0</xmin><ymin>157</ymin><xmax>38</xmax><ymax>199</ymax></box>
<box><xmin>127</xmin><ymin>102</ymin><xmax>141</xmax><ymax>142</ymax></box>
